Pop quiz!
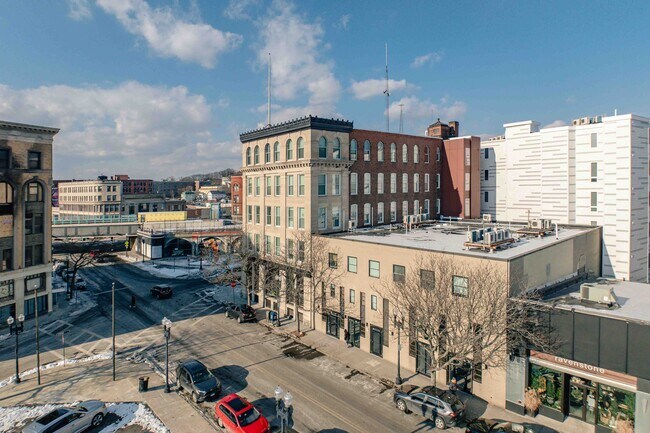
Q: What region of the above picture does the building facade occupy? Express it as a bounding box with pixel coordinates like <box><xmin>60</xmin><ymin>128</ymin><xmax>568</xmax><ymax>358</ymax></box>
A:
<box><xmin>230</xmin><ymin>175</ymin><xmax>242</xmax><ymax>222</ymax></box>
<box><xmin>58</xmin><ymin>176</ymin><xmax>122</xmax><ymax>220</ymax></box>
<box><xmin>113</xmin><ymin>174</ymin><xmax>153</xmax><ymax>195</ymax></box>
<box><xmin>0</xmin><ymin>120</ymin><xmax>57</xmax><ymax>323</ymax></box>
<box><xmin>480</xmin><ymin>114</ymin><xmax>650</xmax><ymax>282</ymax></box>
<box><xmin>152</xmin><ymin>180</ymin><xmax>194</xmax><ymax>198</ymax></box>
<box><xmin>120</xmin><ymin>194</ymin><xmax>185</xmax><ymax>215</ymax></box>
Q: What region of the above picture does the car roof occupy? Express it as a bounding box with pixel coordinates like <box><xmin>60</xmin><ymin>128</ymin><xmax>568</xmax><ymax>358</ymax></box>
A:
<box><xmin>181</xmin><ymin>359</ymin><xmax>207</xmax><ymax>374</ymax></box>
<box><xmin>221</xmin><ymin>393</ymin><xmax>253</xmax><ymax>415</ymax></box>
<box><xmin>36</xmin><ymin>408</ymin><xmax>70</xmax><ymax>425</ymax></box>
<box><xmin>154</xmin><ymin>284</ymin><xmax>171</xmax><ymax>288</ymax></box>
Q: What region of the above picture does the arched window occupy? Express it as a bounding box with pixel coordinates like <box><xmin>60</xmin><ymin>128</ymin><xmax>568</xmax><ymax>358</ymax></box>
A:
<box><xmin>273</xmin><ymin>141</ymin><xmax>280</xmax><ymax>162</ymax></box>
<box><xmin>333</xmin><ymin>138</ymin><xmax>341</xmax><ymax>160</ymax></box>
<box><xmin>390</xmin><ymin>143</ymin><xmax>396</xmax><ymax>162</ymax></box>
<box><xmin>25</xmin><ymin>182</ymin><xmax>43</xmax><ymax>202</ymax></box>
<box><xmin>318</xmin><ymin>136</ymin><xmax>327</xmax><ymax>159</ymax></box>
<box><xmin>254</xmin><ymin>146</ymin><xmax>260</xmax><ymax>164</ymax></box>
<box><xmin>246</xmin><ymin>147</ymin><xmax>251</xmax><ymax>166</ymax></box>
<box><xmin>350</xmin><ymin>139</ymin><xmax>358</xmax><ymax>161</ymax></box>
<box><xmin>264</xmin><ymin>143</ymin><xmax>271</xmax><ymax>163</ymax></box>
<box><xmin>297</xmin><ymin>137</ymin><xmax>305</xmax><ymax>159</ymax></box>
<box><xmin>286</xmin><ymin>139</ymin><xmax>293</xmax><ymax>160</ymax></box>
<box><xmin>413</xmin><ymin>145</ymin><xmax>419</xmax><ymax>163</ymax></box>
<box><xmin>377</xmin><ymin>142</ymin><xmax>384</xmax><ymax>162</ymax></box>
<box><xmin>363</xmin><ymin>140</ymin><xmax>371</xmax><ymax>161</ymax></box>
<box><xmin>424</xmin><ymin>146</ymin><xmax>430</xmax><ymax>164</ymax></box>
<box><xmin>402</xmin><ymin>144</ymin><xmax>408</xmax><ymax>163</ymax></box>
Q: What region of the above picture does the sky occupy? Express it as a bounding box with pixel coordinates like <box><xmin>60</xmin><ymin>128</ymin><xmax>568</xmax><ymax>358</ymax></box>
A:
<box><xmin>1</xmin><ymin>0</ymin><xmax>650</xmax><ymax>180</ymax></box>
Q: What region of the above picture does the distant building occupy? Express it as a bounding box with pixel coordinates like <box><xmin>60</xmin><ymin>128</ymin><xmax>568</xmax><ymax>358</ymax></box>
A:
<box><xmin>58</xmin><ymin>176</ymin><xmax>122</xmax><ymax>220</ymax></box>
<box><xmin>113</xmin><ymin>174</ymin><xmax>152</xmax><ymax>195</ymax></box>
<box><xmin>181</xmin><ymin>190</ymin><xmax>196</xmax><ymax>202</ymax></box>
<box><xmin>0</xmin><ymin>120</ymin><xmax>57</xmax><ymax>321</ymax></box>
<box><xmin>207</xmin><ymin>190</ymin><xmax>226</xmax><ymax>202</ymax></box>
<box><xmin>230</xmin><ymin>175</ymin><xmax>242</xmax><ymax>222</ymax></box>
<box><xmin>121</xmin><ymin>194</ymin><xmax>185</xmax><ymax>216</ymax></box>
<box><xmin>152</xmin><ymin>180</ymin><xmax>194</xmax><ymax>198</ymax></box>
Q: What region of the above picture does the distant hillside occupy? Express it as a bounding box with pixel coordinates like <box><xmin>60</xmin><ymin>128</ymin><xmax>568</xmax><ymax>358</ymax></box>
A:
<box><xmin>168</xmin><ymin>168</ymin><xmax>239</xmax><ymax>182</ymax></box>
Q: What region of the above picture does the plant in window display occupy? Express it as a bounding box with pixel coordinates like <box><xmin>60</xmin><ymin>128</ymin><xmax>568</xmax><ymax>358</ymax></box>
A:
<box><xmin>545</xmin><ymin>376</ymin><xmax>556</xmax><ymax>405</ymax></box>
<box><xmin>524</xmin><ymin>388</ymin><xmax>541</xmax><ymax>417</ymax></box>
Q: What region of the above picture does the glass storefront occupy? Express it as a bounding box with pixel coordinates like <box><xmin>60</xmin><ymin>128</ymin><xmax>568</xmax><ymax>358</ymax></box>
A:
<box><xmin>529</xmin><ymin>364</ymin><xmax>562</xmax><ymax>411</ymax></box>
<box><xmin>597</xmin><ymin>384</ymin><xmax>635</xmax><ymax>431</ymax></box>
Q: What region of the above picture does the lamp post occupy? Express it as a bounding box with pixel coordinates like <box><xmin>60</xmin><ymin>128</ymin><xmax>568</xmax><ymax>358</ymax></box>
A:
<box><xmin>7</xmin><ymin>314</ymin><xmax>25</xmax><ymax>384</ymax></box>
<box><xmin>394</xmin><ymin>312</ymin><xmax>405</xmax><ymax>386</ymax></box>
<box><xmin>141</xmin><ymin>238</ymin><xmax>145</xmax><ymax>263</ymax></box>
<box><xmin>230</xmin><ymin>281</ymin><xmax>236</xmax><ymax>304</ymax></box>
<box><xmin>162</xmin><ymin>317</ymin><xmax>172</xmax><ymax>393</ymax></box>
<box><xmin>274</xmin><ymin>386</ymin><xmax>293</xmax><ymax>433</ymax></box>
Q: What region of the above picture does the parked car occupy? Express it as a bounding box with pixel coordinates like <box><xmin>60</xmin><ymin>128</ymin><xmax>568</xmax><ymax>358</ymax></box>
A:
<box><xmin>225</xmin><ymin>304</ymin><xmax>256</xmax><ymax>323</ymax></box>
<box><xmin>394</xmin><ymin>385</ymin><xmax>466</xmax><ymax>429</ymax></box>
<box><xmin>73</xmin><ymin>278</ymin><xmax>87</xmax><ymax>291</ymax></box>
<box><xmin>151</xmin><ymin>284</ymin><xmax>173</xmax><ymax>299</ymax></box>
<box><xmin>214</xmin><ymin>393</ymin><xmax>270</xmax><ymax>433</ymax></box>
<box><xmin>465</xmin><ymin>418</ymin><xmax>534</xmax><ymax>433</ymax></box>
<box><xmin>22</xmin><ymin>400</ymin><xmax>106</xmax><ymax>433</ymax></box>
<box><xmin>176</xmin><ymin>359</ymin><xmax>221</xmax><ymax>402</ymax></box>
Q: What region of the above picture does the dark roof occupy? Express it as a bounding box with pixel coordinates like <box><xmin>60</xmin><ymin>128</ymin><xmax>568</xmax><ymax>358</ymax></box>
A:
<box><xmin>429</xmin><ymin>118</ymin><xmax>446</xmax><ymax>127</ymax></box>
<box><xmin>240</xmin><ymin>115</ymin><xmax>353</xmax><ymax>143</ymax></box>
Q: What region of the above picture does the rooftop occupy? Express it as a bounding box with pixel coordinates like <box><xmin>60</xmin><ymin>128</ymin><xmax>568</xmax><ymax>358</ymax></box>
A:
<box><xmin>240</xmin><ymin>115</ymin><xmax>353</xmax><ymax>143</ymax></box>
<box><xmin>328</xmin><ymin>221</ymin><xmax>597</xmax><ymax>261</ymax></box>
<box><xmin>0</xmin><ymin>120</ymin><xmax>60</xmax><ymax>135</ymax></box>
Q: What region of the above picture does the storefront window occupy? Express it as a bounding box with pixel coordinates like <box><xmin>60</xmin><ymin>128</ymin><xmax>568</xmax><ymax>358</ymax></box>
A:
<box><xmin>529</xmin><ymin>364</ymin><xmax>562</xmax><ymax>411</ymax></box>
<box><xmin>598</xmin><ymin>384</ymin><xmax>635</xmax><ymax>431</ymax></box>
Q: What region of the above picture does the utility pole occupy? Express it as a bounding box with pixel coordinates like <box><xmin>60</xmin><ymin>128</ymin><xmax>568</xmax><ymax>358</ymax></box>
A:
<box><xmin>34</xmin><ymin>292</ymin><xmax>41</xmax><ymax>385</ymax></box>
<box><xmin>399</xmin><ymin>104</ymin><xmax>404</xmax><ymax>134</ymax></box>
<box><xmin>112</xmin><ymin>282</ymin><xmax>116</xmax><ymax>381</ymax></box>
<box><xmin>267</xmin><ymin>52</ymin><xmax>272</xmax><ymax>127</ymax></box>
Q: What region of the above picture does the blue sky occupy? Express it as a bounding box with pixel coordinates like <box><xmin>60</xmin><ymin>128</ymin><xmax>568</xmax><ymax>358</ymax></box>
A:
<box><xmin>1</xmin><ymin>0</ymin><xmax>649</xmax><ymax>179</ymax></box>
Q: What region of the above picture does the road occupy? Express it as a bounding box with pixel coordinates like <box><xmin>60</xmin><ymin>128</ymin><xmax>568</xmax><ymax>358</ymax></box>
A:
<box><xmin>0</xmin><ymin>260</ymin><xmax>449</xmax><ymax>433</ymax></box>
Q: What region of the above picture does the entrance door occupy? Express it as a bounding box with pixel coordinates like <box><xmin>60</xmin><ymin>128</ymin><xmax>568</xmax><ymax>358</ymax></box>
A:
<box><xmin>416</xmin><ymin>342</ymin><xmax>431</xmax><ymax>376</ymax></box>
<box><xmin>348</xmin><ymin>318</ymin><xmax>361</xmax><ymax>348</ymax></box>
<box><xmin>370</xmin><ymin>326</ymin><xmax>383</xmax><ymax>357</ymax></box>
<box><xmin>326</xmin><ymin>314</ymin><xmax>340</xmax><ymax>338</ymax></box>
<box><xmin>568</xmin><ymin>377</ymin><xmax>596</xmax><ymax>424</ymax></box>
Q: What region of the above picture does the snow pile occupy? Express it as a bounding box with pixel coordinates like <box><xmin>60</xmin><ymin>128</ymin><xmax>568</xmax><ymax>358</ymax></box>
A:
<box><xmin>0</xmin><ymin>403</ymin><xmax>70</xmax><ymax>432</ymax></box>
<box><xmin>0</xmin><ymin>352</ymin><xmax>111</xmax><ymax>389</ymax></box>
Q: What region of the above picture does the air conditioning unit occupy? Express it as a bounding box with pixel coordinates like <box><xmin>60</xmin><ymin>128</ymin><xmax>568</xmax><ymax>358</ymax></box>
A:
<box><xmin>530</xmin><ymin>219</ymin><xmax>541</xmax><ymax>229</ymax></box>
<box><xmin>484</xmin><ymin>232</ymin><xmax>495</xmax><ymax>245</ymax></box>
<box><xmin>592</xmin><ymin>116</ymin><xmax>602</xmax><ymax>124</ymax></box>
<box><xmin>495</xmin><ymin>230</ymin><xmax>504</xmax><ymax>242</ymax></box>
<box><xmin>482</xmin><ymin>214</ymin><xmax>492</xmax><ymax>223</ymax></box>
<box><xmin>572</xmin><ymin>119</ymin><xmax>580</xmax><ymax>126</ymax></box>
<box><xmin>544</xmin><ymin>219</ymin><xmax>552</xmax><ymax>229</ymax></box>
<box><xmin>348</xmin><ymin>220</ymin><xmax>357</xmax><ymax>230</ymax></box>
<box><xmin>581</xmin><ymin>117</ymin><xmax>591</xmax><ymax>125</ymax></box>
<box><xmin>579</xmin><ymin>283</ymin><xmax>618</xmax><ymax>305</ymax></box>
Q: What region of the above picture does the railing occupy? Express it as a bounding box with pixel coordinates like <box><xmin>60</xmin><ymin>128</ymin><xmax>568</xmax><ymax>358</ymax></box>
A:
<box><xmin>52</xmin><ymin>215</ymin><xmax>139</xmax><ymax>225</ymax></box>
<box><xmin>142</xmin><ymin>220</ymin><xmax>242</xmax><ymax>233</ymax></box>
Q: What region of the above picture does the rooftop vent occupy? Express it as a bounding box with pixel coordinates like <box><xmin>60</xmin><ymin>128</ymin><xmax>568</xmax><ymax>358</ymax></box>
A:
<box><xmin>579</xmin><ymin>281</ymin><xmax>618</xmax><ymax>306</ymax></box>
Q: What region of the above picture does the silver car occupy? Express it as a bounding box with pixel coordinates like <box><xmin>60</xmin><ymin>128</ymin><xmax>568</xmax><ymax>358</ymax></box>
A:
<box><xmin>22</xmin><ymin>400</ymin><xmax>106</xmax><ymax>433</ymax></box>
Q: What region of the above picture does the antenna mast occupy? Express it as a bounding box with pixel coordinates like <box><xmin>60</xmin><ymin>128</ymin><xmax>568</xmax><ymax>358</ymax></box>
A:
<box><xmin>399</xmin><ymin>103</ymin><xmax>404</xmax><ymax>133</ymax></box>
<box><xmin>383</xmin><ymin>43</ymin><xmax>390</xmax><ymax>132</ymax></box>
<box><xmin>267</xmin><ymin>52</ymin><xmax>271</xmax><ymax>126</ymax></box>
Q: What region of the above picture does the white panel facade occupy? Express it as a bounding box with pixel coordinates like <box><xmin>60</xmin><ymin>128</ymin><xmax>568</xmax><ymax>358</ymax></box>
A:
<box><xmin>480</xmin><ymin>114</ymin><xmax>649</xmax><ymax>282</ymax></box>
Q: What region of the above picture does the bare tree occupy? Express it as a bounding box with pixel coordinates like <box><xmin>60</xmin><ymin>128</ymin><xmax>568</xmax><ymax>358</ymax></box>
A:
<box><xmin>54</xmin><ymin>238</ymin><xmax>113</xmax><ymax>294</ymax></box>
<box><xmin>378</xmin><ymin>253</ymin><xmax>556</xmax><ymax>388</ymax></box>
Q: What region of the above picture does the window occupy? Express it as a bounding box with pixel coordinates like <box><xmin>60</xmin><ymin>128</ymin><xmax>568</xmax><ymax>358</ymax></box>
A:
<box><xmin>328</xmin><ymin>284</ymin><xmax>336</xmax><ymax>298</ymax></box>
<box><xmin>452</xmin><ymin>275</ymin><xmax>469</xmax><ymax>297</ymax></box>
<box><xmin>318</xmin><ymin>206</ymin><xmax>327</xmax><ymax>229</ymax></box>
<box><xmin>390</xmin><ymin>201</ymin><xmax>397</xmax><ymax>221</ymax></box>
<box><xmin>528</xmin><ymin>365</ymin><xmax>563</xmax><ymax>412</ymax></box>
<box><xmin>254</xmin><ymin>206</ymin><xmax>260</xmax><ymax>224</ymax></box>
<box><xmin>247</xmin><ymin>205</ymin><xmax>252</xmax><ymax>223</ymax></box>
<box><xmin>484</xmin><ymin>148</ymin><xmax>488</xmax><ymax>159</ymax></box>
<box><xmin>465</xmin><ymin>172</ymin><xmax>470</xmax><ymax>191</ymax></box>
<box><xmin>402</xmin><ymin>144</ymin><xmax>408</xmax><ymax>163</ymax></box>
<box><xmin>347</xmin><ymin>256</ymin><xmax>357</xmax><ymax>273</ymax></box>
<box><xmin>413</xmin><ymin>145</ymin><xmax>419</xmax><ymax>163</ymax></box>
<box><xmin>590</xmin><ymin>133</ymin><xmax>597</xmax><ymax>148</ymax></box>
<box><xmin>414</xmin><ymin>173</ymin><xmax>420</xmax><ymax>193</ymax></box>
<box><xmin>350</xmin><ymin>173</ymin><xmax>358</xmax><ymax>195</ymax></box>
<box><xmin>370</xmin><ymin>294</ymin><xmax>378</xmax><ymax>310</ymax></box>
<box><xmin>402</xmin><ymin>200</ymin><xmax>408</xmax><ymax>217</ymax></box>
<box><xmin>484</xmin><ymin>170</ymin><xmax>489</xmax><ymax>181</ymax></box>
<box><xmin>591</xmin><ymin>162</ymin><xmax>597</xmax><ymax>182</ymax></box>
<box><xmin>0</xmin><ymin>279</ymin><xmax>13</xmax><ymax>298</ymax></box>
<box><xmin>591</xmin><ymin>192</ymin><xmax>598</xmax><ymax>211</ymax></box>
<box><xmin>424</xmin><ymin>146</ymin><xmax>430</xmax><ymax>163</ymax></box>
<box><xmin>363</xmin><ymin>203</ymin><xmax>371</xmax><ymax>225</ymax></box>
<box><xmin>349</xmin><ymin>288</ymin><xmax>355</xmax><ymax>303</ymax></box>
<box><xmin>287</xmin><ymin>239</ymin><xmax>295</xmax><ymax>259</ymax></box>
<box><xmin>597</xmin><ymin>383</ymin><xmax>636</xmax><ymax>430</ymax></box>
<box><xmin>377</xmin><ymin>202</ymin><xmax>384</xmax><ymax>223</ymax></box>
<box><xmin>274</xmin><ymin>237</ymin><xmax>281</xmax><ymax>255</ymax></box>
<box><xmin>297</xmin><ymin>137</ymin><xmax>305</xmax><ymax>159</ymax></box>
<box><xmin>318</xmin><ymin>174</ymin><xmax>327</xmax><ymax>196</ymax></box>
<box><xmin>484</xmin><ymin>191</ymin><xmax>489</xmax><ymax>203</ymax></box>
<box><xmin>287</xmin><ymin>175</ymin><xmax>294</xmax><ymax>196</ymax></box>
<box><xmin>377</xmin><ymin>141</ymin><xmax>384</xmax><ymax>162</ymax></box>
<box><xmin>393</xmin><ymin>265</ymin><xmax>405</xmax><ymax>282</ymax></box>
<box><xmin>424</xmin><ymin>173</ymin><xmax>430</xmax><ymax>192</ymax></box>
<box><xmin>25</xmin><ymin>183</ymin><xmax>43</xmax><ymax>202</ymax></box>
<box><xmin>25</xmin><ymin>245</ymin><xmax>43</xmax><ymax>267</ymax></box>
<box><xmin>332</xmin><ymin>138</ymin><xmax>341</xmax><ymax>159</ymax></box>
<box><xmin>332</xmin><ymin>174</ymin><xmax>341</xmax><ymax>196</ymax></box>
<box><xmin>363</xmin><ymin>173</ymin><xmax>371</xmax><ymax>194</ymax></box>
<box><xmin>25</xmin><ymin>210</ymin><xmax>43</xmax><ymax>234</ymax></box>
<box><xmin>264</xmin><ymin>143</ymin><xmax>271</xmax><ymax>163</ymax></box>
<box><xmin>28</xmin><ymin>151</ymin><xmax>41</xmax><ymax>169</ymax></box>
<box><xmin>319</xmin><ymin>136</ymin><xmax>327</xmax><ymax>158</ymax></box>
<box><xmin>246</xmin><ymin>148</ymin><xmax>251</xmax><ymax>165</ymax></box>
<box><xmin>254</xmin><ymin>146</ymin><xmax>260</xmax><ymax>164</ymax></box>
<box><xmin>329</xmin><ymin>253</ymin><xmax>338</xmax><ymax>268</ymax></box>
<box><xmin>286</xmin><ymin>139</ymin><xmax>293</xmax><ymax>160</ymax></box>
<box><xmin>266</xmin><ymin>206</ymin><xmax>272</xmax><ymax>225</ymax></box>
<box><xmin>274</xmin><ymin>176</ymin><xmax>281</xmax><ymax>195</ymax></box>
<box><xmin>332</xmin><ymin>206</ymin><xmax>340</xmax><ymax>228</ymax></box>
<box><xmin>298</xmin><ymin>174</ymin><xmax>305</xmax><ymax>196</ymax></box>
<box><xmin>287</xmin><ymin>207</ymin><xmax>294</xmax><ymax>228</ymax></box>
<box><xmin>265</xmin><ymin>176</ymin><xmax>272</xmax><ymax>196</ymax></box>
<box><xmin>275</xmin><ymin>206</ymin><xmax>281</xmax><ymax>226</ymax></box>
<box><xmin>436</xmin><ymin>198</ymin><xmax>440</xmax><ymax>214</ymax></box>
<box><xmin>465</xmin><ymin>198</ymin><xmax>470</xmax><ymax>217</ymax></box>
<box><xmin>254</xmin><ymin>177</ymin><xmax>260</xmax><ymax>196</ymax></box>
<box><xmin>297</xmin><ymin>240</ymin><xmax>305</xmax><ymax>261</ymax></box>
<box><xmin>369</xmin><ymin>260</ymin><xmax>380</xmax><ymax>278</ymax></box>
<box><xmin>414</xmin><ymin>199</ymin><xmax>420</xmax><ymax>214</ymax></box>
<box><xmin>298</xmin><ymin>207</ymin><xmax>305</xmax><ymax>229</ymax></box>
<box><xmin>420</xmin><ymin>269</ymin><xmax>434</xmax><ymax>289</ymax></box>
<box><xmin>350</xmin><ymin>139</ymin><xmax>357</xmax><ymax>161</ymax></box>
<box><xmin>247</xmin><ymin>178</ymin><xmax>253</xmax><ymax>196</ymax></box>
<box><xmin>402</xmin><ymin>174</ymin><xmax>408</xmax><ymax>193</ymax></box>
<box><xmin>390</xmin><ymin>173</ymin><xmax>396</xmax><ymax>193</ymax></box>
<box><xmin>437</xmin><ymin>173</ymin><xmax>441</xmax><ymax>189</ymax></box>
<box><xmin>465</xmin><ymin>147</ymin><xmax>471</xmax><ymax>166</ymax></box>
<box><xmin>377</xmin><ymin>173</ymin><xmax>384</xmax><ymax>194</ymax></box>
<box><xmin>424</xmin><ymin>199</ymin><xmax>430</xmax><ymax>214</ymax></box>
<box><xmin>274</xmin><ymin>141</ymin><xmax>280</xmax><ymax>162</ymax></box>
<box><xmin>265</xmin><ymin>235</ymin><xmax>271</xmax><ymax>255</ymax></box>
<box><xmin>364</xmin><ymin>140</ymin><xmax>371</xmax><ymax>161</ymax></box>
<box><xmin>390</xmin><ymin>143</ymin><xmax>396</xmax><ymax>162</ymax></box>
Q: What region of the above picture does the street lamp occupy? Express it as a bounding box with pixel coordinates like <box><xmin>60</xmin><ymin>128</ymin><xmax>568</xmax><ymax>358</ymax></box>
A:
<box><xmin>274</xmin><ymin>386</ymin><xmax>293</xmax><ymax>433</ymax></box>
<box><xmin>394</xmin><ymin>312</ymin><xmax>405</xmax><ymax>386</ymax></box>
<box><xmin>230</xmin><ymin>281</ymin><xmax>236</xmax><ymax>304</ymax></box>
<box><xmin>162</xmin><ymin>317</ymin><xmax>172</xmax><ymax>393</ymax></box>
<box><xmin>7</xmin><ymin>314</ymin><xmax>25</xmax><ymax>384</ymax></box>
<box><xmin>141</xmin><ymin>238</ymin><xmax>145</xmax><ymax>263</ymax></box>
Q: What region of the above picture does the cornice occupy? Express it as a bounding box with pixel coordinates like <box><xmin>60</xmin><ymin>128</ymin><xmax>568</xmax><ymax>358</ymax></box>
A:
<box><xmin>0</xmin><ymin>120</ymin><xmax>59</xmax><ymax>135</ymax></box>
<box><xmin>240</xmin><ymin>115</ymin><xmax>353</xmax><ymax>143</ymax></box>
<box><xmin>240</xmin><ymin>160</ymin><xmax>354</xmax><ymax>173</ymax></box>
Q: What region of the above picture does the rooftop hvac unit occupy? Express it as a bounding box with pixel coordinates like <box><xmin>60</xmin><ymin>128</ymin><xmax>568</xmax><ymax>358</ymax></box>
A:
<box><xmin>579</xmin><ymin>283</ymin><xmax>618</xmax><ymax>305</ymax></box>
<box><xmin>502</xmin><ymin>229</ymin><xmax>511</xmax><ymax>239</ymax></box>
<box><xmin>592</xmin><ymin>115</ymin><xmax>602</xmax><ymax>124</ymax></box>
<box><xmin>530</xmin><ymin>219</ymin><xmax>541</xmax><ymax>229</ymax></box>
<box><xmin>572</xmin><ymin>119</ymin><xmax>581</xmax><ymax>126</ymax></box>
<box><xmin>581</xmin><ymin>117</ymin><xmax>591</xmax><ymax>125</ymax></box>
<box><xmin>544</xmin><ymin>219</ymin><xmax>552</xmax><ymax>229</ymax></box>
<box><xmin>495</xmin><ymin>230</ymin><xmax>504</xmax><ymax>242</ymax></box>
<box><xmin>482</xmin><ymin>214</ymin><xmax>492</xmax><ymax>223</ymax></box>
<box><xmin>484</xmin><ymin>231</ymin><xmax>495</xmax><ymax>245</ymax></box>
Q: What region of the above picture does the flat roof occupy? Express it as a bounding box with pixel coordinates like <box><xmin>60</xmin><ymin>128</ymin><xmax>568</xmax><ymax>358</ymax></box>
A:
<box><xmin>328</xmin><ymin>222</ymin><xmax>596</xmax><ymax>261</ymax></box>
<box><xmin>544</xmin><ymin>280</ymin><xmax>650</xmax><ymax>324</ymax></box>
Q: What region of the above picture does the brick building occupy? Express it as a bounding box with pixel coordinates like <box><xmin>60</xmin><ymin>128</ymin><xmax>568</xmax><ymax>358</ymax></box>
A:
<box><xmin>113</xmin><ymin>174</ymin><xmax>153</xmax><ymax>195</ymax></box>
<box><xmin>230</xmin><ymin>174</ymin><xmax>242</xmax><ymax>222</ymax></box>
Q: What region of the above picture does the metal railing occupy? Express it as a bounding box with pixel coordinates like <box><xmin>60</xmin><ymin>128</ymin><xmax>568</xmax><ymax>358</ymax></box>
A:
<box><xmin>52</xmin><ymin>215</ymin><xmax>138</xmax><ymax>225</ymax></box>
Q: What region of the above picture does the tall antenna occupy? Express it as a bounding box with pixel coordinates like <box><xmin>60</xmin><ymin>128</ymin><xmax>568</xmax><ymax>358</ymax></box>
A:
<box><xmin>383</xmin><ymin>43</ymin><xmax>390</xmax><ymax>132</ymax></box>
<box><xmin>399</xmin><ymin>103</ymin><xmax>404</xmax><ymax>133</ymax></box>
<box><xmin>267</xmin><ymin>52</ymin><xmax>271</xmax><ymax>126</ymax></box>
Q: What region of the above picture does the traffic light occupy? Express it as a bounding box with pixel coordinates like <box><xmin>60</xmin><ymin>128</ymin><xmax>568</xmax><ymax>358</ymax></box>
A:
<box><xmin>125</xmin><ymin>240</ymin><xmax>130</xmax><ymax>248</ymax></box>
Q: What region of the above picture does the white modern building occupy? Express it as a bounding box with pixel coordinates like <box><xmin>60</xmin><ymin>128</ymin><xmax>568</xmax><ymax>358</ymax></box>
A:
<box><xmin>481</xmin><ymin>113</ymin><xmax>649</xmax><ymax>282</ymax></box>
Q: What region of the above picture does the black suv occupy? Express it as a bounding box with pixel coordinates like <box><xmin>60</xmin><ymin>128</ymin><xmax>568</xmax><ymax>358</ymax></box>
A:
<box><xmin>151</xmin><ymin>284</ymin><xmax>173</xmax><ymax>299</ymax></box>
<box><xmin>176</xmin><ymin>359</ymin><xmax>221</xmax><ymax>403</ymax></box>
<box><xmin>394</xmin><ymin>385</ymin><xmax>466</xmax><ymax>429</ymax></box>
<box><xmin>225</xmin><ymin>304</ymin><xmax>256</xmax><ymax>323</ymax></box>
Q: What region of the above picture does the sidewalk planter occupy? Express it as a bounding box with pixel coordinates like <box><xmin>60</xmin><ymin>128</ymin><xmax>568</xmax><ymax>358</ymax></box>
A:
<box><xmin>138</xmin><ymin>376</ymin><xmax>149</xmax><ymax>392</ymax></box>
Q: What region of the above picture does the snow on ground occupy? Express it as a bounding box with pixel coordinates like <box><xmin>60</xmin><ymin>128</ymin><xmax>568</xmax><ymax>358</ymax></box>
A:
<box><xmin>0</xmin><ymin>352</ymin><xmax>111</xmax><ymax>389</ymax></box>
<box><xmin>132</xmin><ymin>255</ymin><xmax>242</xmax><ymax>281</ymax></box>
<box><xmin>0</xmin><ymin>402</ymin><xmax>169</xmax><ymax>433</ymax></box>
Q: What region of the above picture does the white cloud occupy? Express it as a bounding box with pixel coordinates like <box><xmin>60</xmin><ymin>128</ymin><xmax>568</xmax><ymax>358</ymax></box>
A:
<box><xmin>255</xmin><ymin>0</ymin><xmax>341</xmax><ymax>122</ymax></box>
<box><xmin>387</xmin><ymin>96</ymin><xmax>467</xmax><ymax>132</ymax></box>
<box><xmin>566</xmin><ymin>96</ymin><xmax>576</xmax><ymax>104</ymax></box>
<box><xmin>411</xmin><ymin>52</ymin><xmax>443</xmax><ymax>68</ymax></box>
<box><xmin>224</xmin><ymin>0</ymin><xmax>260</xmax><ymax>20</ymax></box>
<box><xmin>336</xmin><ymin>14</ymin><xmax>351</xmax><ymax>30</ymax></box>
<box><xmin>543</xmin><ymin>120</ymin><xmax>567</xmax><ymax>128</ymax></box>
<box><xmin>0</xmin><ymin>82</ymin><xmax>241</xmax><ymax>179</ymax></box>
<box><xmin>349</xmin><ymin>78</ymin><xmax>410</xmax><ymax>100</ymax></box>
<box><xmin>96</xmin><ymin>0</ymin><xmax>242</xmax><ymax>68</ymax></box>
<box><xmin>66</xmin><ymin>0</ymin><xmax>93</xmax><ymax>21</ymax></box>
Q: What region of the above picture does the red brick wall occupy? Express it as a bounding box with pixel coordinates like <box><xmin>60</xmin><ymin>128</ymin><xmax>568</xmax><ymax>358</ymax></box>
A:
<box><xmin>122</xmin><ymin>179</ymin><xmax>153</xmax><ymax>194</ymax></box>
<box><xmin>231</xmin><ymin>175</ymin><xmax>243</xmax><ymax>220</ymax></box>
<box><xmin>439</xmin><ymin>137</ymin><xmax>480</xmax><ymax>219</ymax></box>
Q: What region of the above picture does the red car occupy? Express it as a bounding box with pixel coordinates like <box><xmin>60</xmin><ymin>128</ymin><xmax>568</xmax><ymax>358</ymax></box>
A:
<box><xmin>215</xmin><ymin>393</ymin><xmax>270</xmax><ymax>433</ymax></box>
